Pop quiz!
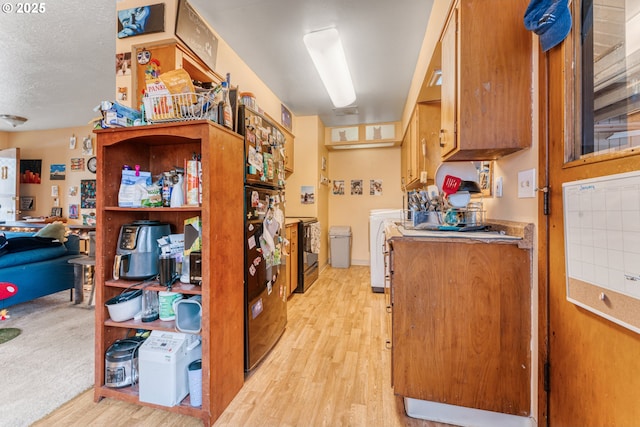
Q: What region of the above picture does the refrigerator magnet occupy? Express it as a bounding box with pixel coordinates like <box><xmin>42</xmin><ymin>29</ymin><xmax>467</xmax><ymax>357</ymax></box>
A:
<box><xmin>251</xmin><ymin>299</ymin><xmax>263</xmax><ymax>319</ymax></box>
<box><xmin>249</xmin><ymin>264</ymin><xmax>256</xmax><ymax>277</ymax></box>
<box><xmin>267</xmin><ymin>281</ymin><xmax>272</xmax><ymax>295</ymax></box>
<box><xmin>248</xmin><ymin>235</ymin><xmax>256</xmax><ymax>250</ymax></box>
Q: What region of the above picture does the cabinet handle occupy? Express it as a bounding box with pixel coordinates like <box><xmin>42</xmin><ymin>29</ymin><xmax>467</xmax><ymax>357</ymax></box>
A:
<box><xmin>386</xmin><ymin>304</ymin><xmax>392</xmax><ymax>313</ymax></box>
<box><xmin>439</xmin><ymin>129</ymin><xmax>445</xmax><ymax>147</ymax></box>
<box><xmin>385</xmin><ymin>339</ymin><xmax>392</xmax><ymax>350</ymax></box>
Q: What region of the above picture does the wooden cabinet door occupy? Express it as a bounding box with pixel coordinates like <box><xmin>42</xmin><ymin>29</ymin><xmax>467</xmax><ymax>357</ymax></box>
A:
<box><xmin>439</xmin><ymin>7</ymin><xmax>457</xmax><ymax>158</ymax></box>
<box><xmin>391</xmin><ymin>238</ymin><xmax>531</xmax><ymax>416</ymax></box>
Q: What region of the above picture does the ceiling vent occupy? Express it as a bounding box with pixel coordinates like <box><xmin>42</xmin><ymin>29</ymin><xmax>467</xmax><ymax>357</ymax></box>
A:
<box><xmin>333</xmin><ymin>106</ymin><xmax>359</xmax><ymax>116</ymax></box>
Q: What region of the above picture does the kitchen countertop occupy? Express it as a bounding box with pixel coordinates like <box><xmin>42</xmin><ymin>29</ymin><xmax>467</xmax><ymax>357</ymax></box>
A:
<box><xmin>386</xmin><ymin>219</ymin><xmax>534</xmax><ymax>249</ymax></box>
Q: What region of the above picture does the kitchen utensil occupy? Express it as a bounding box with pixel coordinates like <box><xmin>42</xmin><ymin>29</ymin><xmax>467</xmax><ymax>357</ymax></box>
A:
<box><xmin>442</xmin><ymin>175</ymin><xmax>462</xmax><ymax>195</ymax></box>
<box><xmin>435</xmin><ymin>162</ymin><xmax>478</xmax><ymax>193</ymax></box>
<box><xmin>105</xmin><ymin>289</ymin><xmax>143</xmax><ymax>322</ymax></box>
<box><xmin>448</xmin><ymin>191</ymin><xmax>471</xmax><ymax>208</ymax></box>
<box><xmin>141</xmin><ymin>289</ymin><xmax>159</xmax><ymax>322</ymax></box>
<box><xmin>459</xmin><ymin>180</ymin><xmax>482</xmax><ymax>193</ymax></box>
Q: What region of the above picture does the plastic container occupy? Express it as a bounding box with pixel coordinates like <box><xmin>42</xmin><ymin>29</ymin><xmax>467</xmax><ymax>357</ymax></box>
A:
<box><xmin>329</xmin><ymin>226</ymin><xmax>352</xmax><ymax>268</ymax></box>
<box><xmin>240</xmin><ymin>92</ymin><xmax>256</xmax><ymax>110</ymax></box>
<box><xmin>105</xmin><ymin>289</ymin><xmax>142</xmax><ymax>322</ymax></box>
<box><xmin>188</xmin><ymin>359</ymin><xmax>202</xmax><ymax>407</ymax></box>
<box><xmin>175</xmin><ymin>295</ymin><xmax>202</xmax><ymax>334</ymax></box>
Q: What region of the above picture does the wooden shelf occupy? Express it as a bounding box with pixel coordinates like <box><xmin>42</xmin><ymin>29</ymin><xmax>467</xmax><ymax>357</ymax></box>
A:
<box><xmin>94</xmin><ymin>121</ymin><xmax>245</xmax><ymax>426</ymax></box>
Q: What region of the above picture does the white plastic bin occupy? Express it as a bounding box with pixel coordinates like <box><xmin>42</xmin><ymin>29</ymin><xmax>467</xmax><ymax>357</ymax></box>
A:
<box><xmin>329</xmin><ymin>226</ymin><xmax>352</xmax><ymax>268</ymax></box>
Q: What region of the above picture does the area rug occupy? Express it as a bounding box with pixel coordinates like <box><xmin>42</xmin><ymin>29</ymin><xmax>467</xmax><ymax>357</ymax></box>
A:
<box><xmin>0</xmin><ymin>291</ymin><xmax>94</xmax><ymax>427</ymax></box>
<box><xmin>0</xmin><ymin>327</ymin><xmax>22</xmax><ymax>344</ymax></box>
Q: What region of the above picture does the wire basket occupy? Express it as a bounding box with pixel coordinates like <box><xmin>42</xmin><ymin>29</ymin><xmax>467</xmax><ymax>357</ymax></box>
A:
<box><xmin>143</xmin><ymin>91</ymin><xmax>216</xmax><ymax>124</ymax></box>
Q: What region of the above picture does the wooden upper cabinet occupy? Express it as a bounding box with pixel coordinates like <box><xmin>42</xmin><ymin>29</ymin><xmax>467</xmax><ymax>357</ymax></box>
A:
<box><xmin>402</xmin><ymin>103</ymin><xmax>441</xmax><ymax>190</ymax></box>
<box><xmin>440</xmin><ymin>0</ymin><xmax>532</xmax><ymax>161</ymax></box>
<box><xmin>282</xmin><ymin>127</ymin><xmax>294</xmax><ymax>174</ymax></box>
<box><xmin>133</xmin><ymin>42</ymin><xmax>221</xmax><ymax>111</ymax></box>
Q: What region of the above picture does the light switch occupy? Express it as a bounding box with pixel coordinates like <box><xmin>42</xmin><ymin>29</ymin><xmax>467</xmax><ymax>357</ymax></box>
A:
<box><xmin>518</xmin><ymin>169</ymin><xmax>536</xmax><ymax>198</ymax></box>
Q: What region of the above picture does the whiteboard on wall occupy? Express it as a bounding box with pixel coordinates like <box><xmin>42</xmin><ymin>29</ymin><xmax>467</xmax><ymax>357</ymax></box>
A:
<box><xmin>563</xmin><ymin>170</ymin><xmax>640</xmax><ymax>334</ymax></box>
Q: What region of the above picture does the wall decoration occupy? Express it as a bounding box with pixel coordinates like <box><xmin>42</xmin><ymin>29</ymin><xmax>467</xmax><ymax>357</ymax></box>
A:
<box><xmin>321</xmin><ymin>156</ymin><xmax>327</xmax><ymax>171</ymax></box>
<box><xmin>70</xmin><ymin>158</ymin><xmax>85</xmax><ymax>171</ymax></box>
<box><xmin>117</xmin><ymin>86</ymin><xmax>128</xmax><ymax>101</ymax></box>
<box><xmin>370</xmin><ymin>179</ymin><xmax>383</xmax><ymax>196</ymax></box>
<box><xmin>20</xmin><ymin>159</ymin><xmax>41</xmax><ymax>184</ymax></box>
<box><xmin>117</xmin><ymin>4</ymin><xmax>165</xmax><ymax>39</ymax></box>
<box><xmin>82</xmin><ymin>212</ymin><xmax>96</xmax><ymax>227</ymax></box>
<box><xmin>82</xmin><ymin>211</ymin><xmax>97</xmax><ymax>226</ymax></box>
<box><xmin>332</xmin><ymin>126</ymin><xmax>359</xmax><ymax>142</ymax></box>
<box><xmin>175</xmin><ymin>0</ymin><xmax>218</xmax><ymax>71</ymax></box>
<box><xmin>333</xmin><ymin>180</ymin><xmax>345</xmax><ymax>195</ymax></box>
<box><xmin>68</xmin><ymin>204</ymin><xmax>79</xmax><ymax>220</ymax></box>
<box><xmin>87</xmin><ymin>157</ymin><xmax>97</xmax><ymax>174</ymax></box>
<box><xmin>19</xmin><ymin>197</ymin><xmax>35</xmax><ymax>211</ymax></box>
<box><xmin>50</xmin><ymin>207</ymin><xmax>62</xmax><ymax>218</ymax></box>
<box><xmin>51</xmin><ymin>185</ymin><xmax>59</xmax><ymax>197</ymax></box>
<box><xmin>300</xmin><ymin>185</ymin><xmax>315</xmax><ymax>204</ymax></box>
<box><xmin>351</xmin><ymin>179</ymin><xmax>363</xmax><ymax>195</ymax></box>
<box><xmin>82</xmin><ymin>136</ymin><xmax>93</xmax><ymax>156</ymax></box>
<box><xmin>281</xmin><ymin>104</ymin><xmax>292</xmax><ymax>130</ymax></box>
<box><xmin>116</xmin><ymin>52</ymin><xmax>132</xmax><ymax>76</ymax></box>
<box><xmin>81</xmin><ymin>179</ymin><xmax>97</xmax><ymax>209</ymax></box>
<box><xmin>68</xmin><ymin>186</ymin><xmax>78</xmax><ymax>197</ymax></box>
<box><xmin>50</xmin><ymin>164</ymin><xmax>65</xmax><ymax>180</ymax></box>
<box><xmin>69</xmin><ymin>134</ymin><xmax>76</xmax><ymax>149</ymax></box>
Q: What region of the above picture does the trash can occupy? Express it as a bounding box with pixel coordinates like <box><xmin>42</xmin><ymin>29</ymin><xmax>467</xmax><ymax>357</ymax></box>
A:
<box><xmin>329</xmin><ymin>226</ymin><xmax>352</xmax><ymax>268</ymax></box>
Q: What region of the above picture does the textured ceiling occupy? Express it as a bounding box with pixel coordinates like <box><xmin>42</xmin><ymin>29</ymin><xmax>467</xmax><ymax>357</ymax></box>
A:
<box><xmin>0</xmin><ymin>1</ymin><xmax>115</xmax><ymax>132</ymax></box>
<box><xmin>0</xmin><ymin>0</ymin><xmax>434</xmax><ymax>132</ymax></box>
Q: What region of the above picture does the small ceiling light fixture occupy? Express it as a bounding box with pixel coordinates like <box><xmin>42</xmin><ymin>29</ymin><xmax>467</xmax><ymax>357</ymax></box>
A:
<box><xmin>0</xmin><ymin>114</ymin><xmax>28</xmax><ymax>128</ymax></box>
<box><xmin>304</xmin><ymin>28</ymin><xmax>356</xmax><ymax>108</ymax></box>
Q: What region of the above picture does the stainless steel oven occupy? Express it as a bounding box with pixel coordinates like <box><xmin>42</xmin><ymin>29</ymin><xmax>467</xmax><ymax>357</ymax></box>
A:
<box><xmin>287</xmin><ymin>217</ymin><xmax>319</xmax><ymax>293</ymax></box>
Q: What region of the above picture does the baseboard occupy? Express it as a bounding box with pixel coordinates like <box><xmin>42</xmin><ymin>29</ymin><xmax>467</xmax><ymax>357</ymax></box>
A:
<box><xmin>404</xmin><ymin>398</ymin><xmax>536</xmax><ymax>427</ymax></box>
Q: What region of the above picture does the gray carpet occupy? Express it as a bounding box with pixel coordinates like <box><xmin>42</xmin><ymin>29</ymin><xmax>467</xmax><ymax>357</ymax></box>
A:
<box><xmin>0</xmin><ymin>291</ymin><xmax>94</xmax><ymax>427</ymax></box>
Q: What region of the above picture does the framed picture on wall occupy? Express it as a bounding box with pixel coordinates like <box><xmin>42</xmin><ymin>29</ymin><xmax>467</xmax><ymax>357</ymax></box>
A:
<box><xmin>20</xmin><ymin>197</ymin><xmax>35</xmax><ymax>211</ymax></box>
<box><xmin>117</xmin><ymin>4</ymin><xmax>165</xmax><ymax>39</ymax></box>
<box><xmin>175</xmin><ymin>0</ymin><xmax>218</xmax><ymax>71</ymax></box>
<box><xmin>50</xmin><ymin>207</ymin><xmax>62</xmax><ymax>218</ymax></box>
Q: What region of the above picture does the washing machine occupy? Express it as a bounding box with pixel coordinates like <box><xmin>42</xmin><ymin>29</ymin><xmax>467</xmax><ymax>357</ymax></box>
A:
<box><xmin>369</xmin><ymin>209</ymin><xmax>404</xmax><ymax>293</ymax></box>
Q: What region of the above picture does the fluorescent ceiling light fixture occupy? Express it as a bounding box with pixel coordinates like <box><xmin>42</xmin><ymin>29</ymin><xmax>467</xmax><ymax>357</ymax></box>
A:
<box><xmin>332</xmin><ymin>142</ymin><xmax>395</xmax><ymax>150</ymax></box>
<box><xmin>304</xmin><ymin>28</ymin><xmax>356</xmax><ymax>108</ymax></box>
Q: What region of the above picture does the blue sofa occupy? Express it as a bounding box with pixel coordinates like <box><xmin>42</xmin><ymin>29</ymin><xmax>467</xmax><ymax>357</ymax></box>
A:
<box><xmin>0</xmin><ymin>231</ymin><xmax>82</xmax><ymax>308</ymax></box>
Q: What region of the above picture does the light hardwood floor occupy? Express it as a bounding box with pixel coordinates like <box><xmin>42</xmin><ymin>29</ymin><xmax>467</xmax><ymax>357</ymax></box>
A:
<box><xmin>35</xmin><ymin>266</ymin><xmax>448</xmax><ymax>427</ymax></box>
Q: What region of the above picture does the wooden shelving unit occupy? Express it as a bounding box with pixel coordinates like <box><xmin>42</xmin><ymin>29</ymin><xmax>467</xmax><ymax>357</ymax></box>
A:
<box><xmin>93</xmin><ymin>120</ymin><xmax>245</xmax><ymax>426</ymax></box>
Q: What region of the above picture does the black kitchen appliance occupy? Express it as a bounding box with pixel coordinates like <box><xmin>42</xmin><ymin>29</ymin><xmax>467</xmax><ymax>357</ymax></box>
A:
<box><xmin>286</xmin><ymin>217</ymin><xmax>319</xmax><ymax>293</ymax></box>
<box><xmin>113</xmin><ymin>220</ymin><xmax>171</xmax><ymax>280</ymax></box>
<box><xmin>240</xmin><ymin>105</ymin><xmax>287</xmax><ymax>372</ymax></box>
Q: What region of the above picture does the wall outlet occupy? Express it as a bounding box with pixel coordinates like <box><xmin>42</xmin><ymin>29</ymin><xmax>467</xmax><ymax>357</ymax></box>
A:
<box><xmin>420</xmin><ymin>171</ymin><xmax>428</xmax><ymax>184</ymax></box>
